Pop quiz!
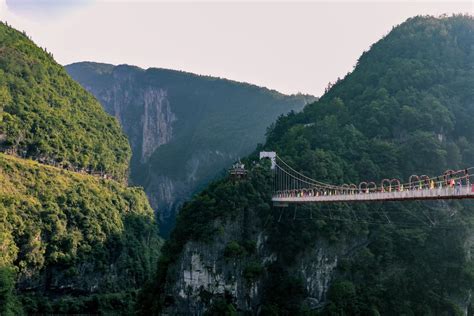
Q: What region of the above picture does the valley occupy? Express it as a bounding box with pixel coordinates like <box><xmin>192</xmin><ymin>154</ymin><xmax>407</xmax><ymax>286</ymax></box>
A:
<box><xmin>0</xmin><ymin>12</ymin><xmax>473</xmax><ymax>316</ymax></box>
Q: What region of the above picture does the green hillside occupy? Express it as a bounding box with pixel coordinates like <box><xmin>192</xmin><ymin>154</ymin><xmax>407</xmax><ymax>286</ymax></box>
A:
<box><xmin>0</xmin><ymin>22</ymin><xmax>161</xmax><ymax>315</ymax></box>
<box><xmin>66</xmin><ymin>62</ymin><xmax>315</xmax><ymax>236</ymax></box>
<box><xmin>142</xmin><ymin>15</ymin><xmax>474</xmax><ymax>315</ymax></box>
<box><xmin>0</xmin><ymin>22</ymin><xmax>130</xmax><ymax>181</ymax></box>
<box><xmin>262</xmin><ymin>14</ymin><xmax>474</xmax><ymax>314</ymax></box>
<box><xmin>0</xmin><ymin>153</ymin><xmax>161</xmax><ymax>314</ymax></box>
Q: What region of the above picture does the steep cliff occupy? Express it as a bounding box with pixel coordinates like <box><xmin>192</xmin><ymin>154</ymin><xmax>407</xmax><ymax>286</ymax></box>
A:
<box><xmin>141</xmin><ymin>15</ymin><xmax>474</xmax><ymax>315</ymax></box>
<box><xmin>66</xmin><ymin>62</ymin><xmax>315</xmax><ymax>236</ymax></box>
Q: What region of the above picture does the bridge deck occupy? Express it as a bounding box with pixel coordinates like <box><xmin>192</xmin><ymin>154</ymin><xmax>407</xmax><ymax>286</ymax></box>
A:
<box><xmin>272</xmin><ymin>186</ymin><xmax>474</xmax><ymax>204</ymax></box>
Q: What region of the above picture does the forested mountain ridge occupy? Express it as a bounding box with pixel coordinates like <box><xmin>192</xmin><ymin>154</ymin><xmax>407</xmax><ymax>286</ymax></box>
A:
<box><xmin>0</xmin><ymin>22</ymin><xmax>161</xmax><ymax>314</ymax></box>
<box><xmin>0</xmin><ymin>22</ymin><xmax>130</xmax><ymax>181</ymax></box>
<box><xmin>66</xmin><ymin>62</ymin><xmax>315</xmax><ymax>236</ymax></box>
<box><xmin>140</xmin><ymin>15</ymin><xmax>474</xmax><ymax>315</ymax></box>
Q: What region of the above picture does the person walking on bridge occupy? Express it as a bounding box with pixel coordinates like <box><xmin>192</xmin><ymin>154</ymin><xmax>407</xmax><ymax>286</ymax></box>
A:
<box><xmin>465</xmin><ymin>168</ymin><xmax>470</xmax><ymax>187</ymax></box>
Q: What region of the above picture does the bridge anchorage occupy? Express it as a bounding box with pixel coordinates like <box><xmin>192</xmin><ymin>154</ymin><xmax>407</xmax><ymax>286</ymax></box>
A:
<box><xmin>260</xmin><ymin>152</ymin><xmax>474</xmax><ymax>205</ymax></box>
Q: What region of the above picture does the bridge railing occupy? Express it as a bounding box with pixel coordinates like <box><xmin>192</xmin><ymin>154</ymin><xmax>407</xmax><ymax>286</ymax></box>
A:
<box><xmin>269</xmin><ymin>152</ymin><xmax>474</xmax><ymax>202</ymax></box>
<box><xmin>273</xmin><ymin>183</ymin><xmax>474</xmax><ymax>200</ymax></box>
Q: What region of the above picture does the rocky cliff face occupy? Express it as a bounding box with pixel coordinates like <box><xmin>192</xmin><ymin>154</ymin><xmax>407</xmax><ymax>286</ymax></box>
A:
<box><xmin>66</xmin><ymin>62</ymin><xmax>315</xmax><ymax>236</ymax></box>
<box><xmin>80</xmin><ymin>67</ymin><xmax>174</xmax><ymax>164</ymax></box>
<box><xmin>164</xmin><ymin>234</ymin><xmax>368</xmax><ymax>314</ymax></box>
<box><xmin>141</xmin><ymin>88</ymin><xmax>175</xmax><ymax>162</ymax></box>
<box><xmin>163</xmin><ymin>225</ymin><xmax>268</xmax><ymax>314</ymax></box>
<box><xmin>100</xmin><ymin>84</ymin><xmax>176</xmax><ymax>163</ymax></box>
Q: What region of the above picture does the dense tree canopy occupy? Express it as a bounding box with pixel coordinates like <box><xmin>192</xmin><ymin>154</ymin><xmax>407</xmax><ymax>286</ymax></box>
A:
<box><xmin>0</xmin><ymin>153</ymin><xmax>161</xmax><ymax>314</ymax></box>
<box><xmin>0</xmin><ymin>22</ymin><xmax>131</xmax><ymax>181</ymax></box>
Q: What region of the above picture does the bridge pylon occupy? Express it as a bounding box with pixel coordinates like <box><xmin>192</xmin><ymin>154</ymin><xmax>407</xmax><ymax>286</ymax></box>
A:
<box><xmin>259</xmin><ymin>151</ymin><xmax>276</xmax><ymax>169</ymax></box>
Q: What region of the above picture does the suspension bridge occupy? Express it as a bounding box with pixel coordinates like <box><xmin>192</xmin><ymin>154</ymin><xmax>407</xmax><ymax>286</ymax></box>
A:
<box><xmin>259</xmin><ymin>152</ymin><xmax>474</xmax><ymax>205</ymax></box>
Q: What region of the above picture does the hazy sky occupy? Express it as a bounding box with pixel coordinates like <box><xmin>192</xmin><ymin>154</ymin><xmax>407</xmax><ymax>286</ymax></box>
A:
<box><xmin>0</xmin><ymin>1</ymin><xmax>472</xmax><ymax>96</ymax></box>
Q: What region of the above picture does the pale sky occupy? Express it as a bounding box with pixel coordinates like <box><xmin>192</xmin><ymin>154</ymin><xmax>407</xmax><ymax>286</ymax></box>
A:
<box><xmin>0</xmin><ymin>1</ymin><xmax>472</xmax><ymax>96</ymax></box>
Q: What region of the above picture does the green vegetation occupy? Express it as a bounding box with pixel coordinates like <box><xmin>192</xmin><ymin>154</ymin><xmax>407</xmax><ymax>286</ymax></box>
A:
<box><xmin>138</xmin><ymin>161</ymin><xmax>273</xmax><ymax>314</ymax></box>
<box><xmin>223</xmin><ymin>240</ymin><xmax>257</xmax><ymax>259</ymax></box>
<box><xmin>20</xmin><ymin>291</ymin><xmax>140</xmax><ymax>315</ymax></box>
<box><xmin>262</xmin><ymin>14</ymin><xmax>474</xmax><ymax>315</ymax></box>
<box><xmin>0</xmin><ymin>153</ymin><xmax>161</xmax><ymax>313</ymax></box>
<box><xmin>0</xmin><ymin>266</ymin><xmax>22</xmax><ymax>315</ymax></box>
<box><xmin>243</xmin><ymin>261</ymin><xmax>264</xmax><ymax>282</ymax></box>
<box><xmin>325</xmin><ymin>281</ymin><xmax>358</xmax><ymax>315</ymax></box>
<box><xmin>66</xmin><ymin>61</ymin><xmax>315</xmax><ymax>236</ymax></box>
<box><xmin>143</xmin><ymin>15</ymin><xmax>474</xmax><ymax>315</ymax></box>
<box><xmin>205</xmin><ymin>297</ymin><xmax>238</xmax><ymax>316</ymax></box>
<box><xmin>0</xmin><ymin>22</ymin><xmax>162</xmax><ymax>314</ymax></box>
<box><xmin>223</xmin><ymin>241</ymin><xmax>245</xmax><ymax>258</ymax></box>
<box><xmin>0</xmin><ymin>22</ymin><xmax>131</xmax><ymax>181</ymax></box>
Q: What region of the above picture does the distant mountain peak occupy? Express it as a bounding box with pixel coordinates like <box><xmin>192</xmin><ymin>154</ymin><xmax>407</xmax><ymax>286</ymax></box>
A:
<box><xmin>66</xmin><ymin>61</ymin><xmax>315</xmax><ymax>236</ymax></box>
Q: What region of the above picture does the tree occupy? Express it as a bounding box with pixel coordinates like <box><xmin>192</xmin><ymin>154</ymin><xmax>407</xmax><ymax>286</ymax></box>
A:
<box><xmin>0</xmin><ymin>266</ymin><xmax>22</xmax><ymax>315</ymax></box>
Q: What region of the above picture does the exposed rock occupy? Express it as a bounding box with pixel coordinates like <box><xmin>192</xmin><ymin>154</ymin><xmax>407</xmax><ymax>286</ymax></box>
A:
<box><xmin>67</xmin><ymin>62</ymin><xmax>315</xmax><ymax>236</ymax></box>
<box><xmin>163</xmin><ymin>218</ymin><xmax>268</xmax><ymax>314</ymax></box>
<box><xmin>141</xmin><ymin>88</ymin><xmax>176</xmax><ymax>162</ymax></box>
<box><xmin>162</xmin><ymin>213</ymin><xmax>368</xmax><ymax>314</ymax></box>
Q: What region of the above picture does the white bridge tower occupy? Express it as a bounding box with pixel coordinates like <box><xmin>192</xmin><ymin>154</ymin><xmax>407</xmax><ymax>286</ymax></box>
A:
<box><xmin>259</xmin><ymin>151</ymin><xmax>276</xmax><ymax>169</ymax></box>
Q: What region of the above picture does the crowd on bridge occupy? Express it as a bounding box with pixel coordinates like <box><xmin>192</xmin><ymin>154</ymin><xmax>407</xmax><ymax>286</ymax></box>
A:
<box><xmin>274</xmin><ymin>169</ymin><xmax>473</xmax><ymax>199</ymax></box>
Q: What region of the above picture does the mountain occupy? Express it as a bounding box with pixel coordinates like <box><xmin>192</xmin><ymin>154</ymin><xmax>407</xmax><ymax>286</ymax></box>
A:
<box><xmin>66</xmin><ymin>62</ymin><xmax>315</xmax><ymax>236</ymax></box>
<box><xmin>0</xmin><ymin>22</ymin><xmax>161</xmax><ymax>314</ymax></box>
<box><xmin>139</xmin><ymin>15</ymin><xmax>474</xmax><ymax>315</ymax></box>
<box><xmin>0</xmin><ymin>25</ymin><xmax>130</xmax><ymax>182</ymax></box>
